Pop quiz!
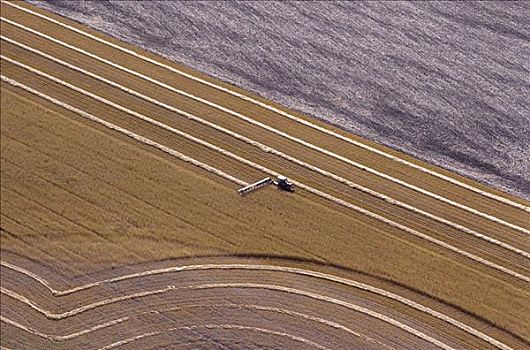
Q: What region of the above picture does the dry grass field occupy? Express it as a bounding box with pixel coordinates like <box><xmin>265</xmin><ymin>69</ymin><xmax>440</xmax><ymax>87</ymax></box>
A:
<box><xmin>1</xmin><ymin>1</ymin><xmax>529</xmax><ymax>349</ymax></box>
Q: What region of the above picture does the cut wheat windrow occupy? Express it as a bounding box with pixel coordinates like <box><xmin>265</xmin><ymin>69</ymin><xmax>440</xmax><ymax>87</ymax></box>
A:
<box><xmin>2</xmin><ymin>0</ymin><xmax>528</xmax><ymax>214</ymax></box>
<box><xmin>0</xmin><ymin>259</ymin><xmax>515</xmax><ymax>350</ymax></box>
<box><xmin>1</xmin><ymin>73</ymin><xmax>528</xmax><ymax>284</ymax></box>
<box><xmin>1</xmin><ymin>258</ymin><xmax>506</xmax><ymax>350</ymax></box>
<box><xmin>1</xmin><ymin>48</ymin><xmax>528</xmax><ymax>274</ymax></box>
<box><xmin>2</xmin><ymin>3</ymin><xmax>529</xmax><ymax>347</ymax></box>
<box><xmin>3</xmin><ymin>8</ymin><xmax>529</xmax><ymax>276</ymax></box>
<box><xmin>0</xmin><ymin>285</ymin><xmax>455</xmax><ymax>350</ymax></box>
<box><xmin>1</xmin><ymin>39</ymin><xmax>527</xmax><ymax>261</ymax></box>
<box><xmin>1</xmin><ymin>304</ymin><xmax>387</xmax><ymax>347</ymax></box>
<box><xmin>1</xmin><ymin>16</ymin><xmax>528</xmax><ymax>236</ymax></box>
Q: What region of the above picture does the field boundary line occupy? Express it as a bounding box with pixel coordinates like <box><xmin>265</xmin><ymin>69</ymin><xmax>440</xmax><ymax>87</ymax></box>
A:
<box><xmin>0</xmin><ymin>260</ymin><xmax>515</xmax><ymax>350</ymax></box>
<box><xmin>2</xmin><ymin>21</ymin><xmax>528</xmax><ymax>233</ymax></box>
<box><xmin>2</xmin><ymin>53</ymin><xmax>528</xmax><ymax>259</ymax></box>
<box><xmin>2</xmin><ymin>74</ymin><xmax>528</xmax><ymax>283</ymax></box>
<box><xmin>2</xmin><ymin>0</ymin><xmax>527</xmax><ymax>212</ymax></box>
<box><xmin>1</xmin><ymin>284</ymin><xmax>455</xmax><ymax>350</ymax></box>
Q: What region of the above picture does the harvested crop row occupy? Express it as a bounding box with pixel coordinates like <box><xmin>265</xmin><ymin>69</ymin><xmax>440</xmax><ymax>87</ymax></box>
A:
<box><xmin>1</xmin><ymin>2</ymin><xmax>529</xmax><ymax>348</ymax></box>
<box><xmin>3</xmin><ymin>0</ymin><xmax>526</xmax><ymax>215</ymax></box>
<box><xmin>2</xmin><ymin>257</ymin><xmax>512</xmax><ymax>350</ymax></box>
<box><xmin>1</xmin><ymin>59</ymin><xmax>527</xmax><ymax>285</ymax></box>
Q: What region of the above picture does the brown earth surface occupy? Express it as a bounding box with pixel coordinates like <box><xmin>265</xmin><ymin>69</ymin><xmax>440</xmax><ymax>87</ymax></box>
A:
<box><xmin>1</xmin><ymin>1</ymin><xmax>529</xmax><ymax>349</ymax></box>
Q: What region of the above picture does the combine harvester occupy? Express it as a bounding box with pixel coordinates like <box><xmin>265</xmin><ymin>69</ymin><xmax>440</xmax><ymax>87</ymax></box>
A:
<box><xmin>238</xmin><ymin>176</ymin><xmax>295</xmax><ymax>196</ymax></box>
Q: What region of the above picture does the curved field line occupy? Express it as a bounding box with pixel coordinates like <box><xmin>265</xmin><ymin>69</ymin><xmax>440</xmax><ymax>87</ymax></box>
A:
<box><xmin>0</xmin><ymin>75</ymin><xmax>247</xmax><ymax>187</ymax></box>
<box><xmin>0</xmin><ymin>304</ymin><xmax>395</xmax><ymax>349</ymax></box>
<box><xmin>3</xmin><ymin>37</ymin><xmax>529</xmax><ymax>255</ymax></box>
<box><xmin>2</xmin><ymin>20</ymin><xmax>528</xmax><ymax>234</ymax></box>
<box><xmin>2</xmin><ymin>0</ymin><xmax>527</xmax><ymax>213</ymax></box>
<box><xmin>0</xmin><ymin>260</ymin><xmax>514</xmax><ymax>350</ymax></box>
<box><xmin>1</xmin><ymin>74</ymin><xmax>528</xmax><ymax>284</ymax></box>
<box><xmin>98</xmin><ymin>324</ymin><xmax>330</xmax><ymax>350</ymax></box>
<box><xmin>1</xmin><ymin>284</ymin><xmax>455</xmax><ymax>350</ymax></box>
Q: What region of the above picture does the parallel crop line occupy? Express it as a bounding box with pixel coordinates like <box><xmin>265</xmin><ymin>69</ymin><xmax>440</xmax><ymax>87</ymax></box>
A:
<box><xmin>0</xmin><ymin>260</ymin><xmax>515</xmax><ymax>350</ymax></box>
<box><xmin>1</xmin><ymin>317</ymin><xmax>329</xmax><ymax>350</ymax></box>
<box><xmin>1</xmin><ymin>284</ymin><xmax>455</xmax><ymax>350</ymax></box>
<box><xmin>1</xmin><ymin>303</ymin><xmax>393</xmax><ymax>349</ymax></box>
<box><xmin>98</xmin><ymin>324</ymin><xmax>330</xmax><ymax>350</ymax></box>
<box><xmin>4</xmin><ymin>54</ymin><xmax>530</xmax><ymax>275</ymax></box>
<box><xmin>2</xmin><ymin>18</ymin><xmax>528</xmax><ymax>232</ymax></box>
<box><xmin>3</xmin><ymin>37</ymin><xmax>528</xmax><ymax>258</ymax></box>
<box><xmin>2</xmin><ymin>74</ymin><xmax>528</xmax><ymax>283</ymax></box>
<box><xmin>0</xmin><ymin>75</ymin><xmax>247</xmax><ymax>187</ymax></box>
<box><xmin>0</xmin><ymin>71</ymin><xmax>523</xmax><ymax>348</ymax></box>
<box><xmin>2</xmin><ymin>0</ymin><xmax>527</xmax><ymax>212</ymax></box>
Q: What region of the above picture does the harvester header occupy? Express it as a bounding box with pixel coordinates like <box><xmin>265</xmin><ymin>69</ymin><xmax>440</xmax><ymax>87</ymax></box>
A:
<box><xmin>238</xmin><ymin>176</ymin><xmax>295</xmax><ymax>196</ymax></box>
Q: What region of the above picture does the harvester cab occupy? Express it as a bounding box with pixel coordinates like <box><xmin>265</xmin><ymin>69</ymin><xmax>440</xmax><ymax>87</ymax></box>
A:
<box><xmin>275</xmin><ymin>175</ymin><xmax>295</xmax><ymax>192</ymax></box>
